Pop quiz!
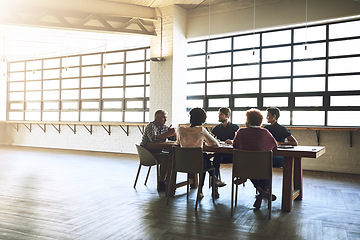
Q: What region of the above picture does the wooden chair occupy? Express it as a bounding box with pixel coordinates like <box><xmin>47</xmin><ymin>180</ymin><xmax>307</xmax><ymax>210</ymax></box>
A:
<box><xmin>134</xmin><ymin>144</ymin><xmax>160</xmax><ymax>189</ymax></box>
<box><xmin>231</xmin><ymin>149</ymin><xmax>273</xmax><ymax>219</ymax></box>
<box><xmin>167</xmin><ymin>146</ymin><xmax>215</xmax><ymax>210</ymax></box>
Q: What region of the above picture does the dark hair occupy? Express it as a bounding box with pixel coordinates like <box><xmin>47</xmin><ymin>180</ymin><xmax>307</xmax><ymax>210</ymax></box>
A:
<box><xmin>219</xmin><ymin>107</ymin><xmax>231</xmax><ymax>117</ymax></box>
<box><xmin>246</xmin><ymin>108</ymin><xmax>263</xmax><ymax>126</ymax></box>
<box><xmin>154</xmin><ymin>109</ymin><xmax>167</xmax><ymax>118</ymax></box>
<box><xmin>266</xmin><ymin>107</ymin><xmax>280</xmax><ymax>120</ymax></box>
<box><xmin>189</xmin><ymin>108</ymin><xmax>207</xmax><ymax>127</ymax></box>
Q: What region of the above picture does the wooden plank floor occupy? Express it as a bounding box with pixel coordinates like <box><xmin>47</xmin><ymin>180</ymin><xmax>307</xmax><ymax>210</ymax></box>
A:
<box><xmin>0</xmin><ymin>145</ymin><xmax>359</xmax><ymax>240</ymax></box>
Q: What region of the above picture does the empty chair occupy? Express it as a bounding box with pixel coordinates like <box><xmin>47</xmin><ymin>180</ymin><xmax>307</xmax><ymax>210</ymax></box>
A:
<box><xmin>134</xmin><ymin>144</ymin><xmax>160</xmax><ymax>189</ymax></box>
<box><xmin>167</xmin><ymin>146</ymin><xmax>215</xmax><ymax>210</ymax></box>
<box><xmin>231</xmin><ymin>149</ymin><xmax>273</xmax><ymax>219</ymax></box>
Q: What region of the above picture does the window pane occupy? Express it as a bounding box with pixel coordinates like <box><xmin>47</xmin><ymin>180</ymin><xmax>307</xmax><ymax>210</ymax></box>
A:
<box><xmin>82</xmin><ymin>54</ymin><xmax>101</xmax><ymax>65</ymax></box>
<box><xmin>277</xmin><ymin>111</ymin><xmax>290</xmax><ymax>125</ymax></box>
<box><xmin>187</xmin><ymin>55</ymin><xmax>206</xmax><ymax>68</ymax></box>
<box><xmin>234</xmin><ymin>98</ymin><xmax>257</xmax><ymax>107</ymax></box>
<box><xmin>10</xmin><ymin>62</ymin><xmax>25</xmax><ymax>72</ymax></box>
<box><xmin>9</xmin><ymin>92</ymin><xmax>24</xmax><ymax>101</ymax></box>
<box><xmin>43</xmin><ymin>102</ymin><xmax>59</xmax><ymax>110</ymax></box>
<box><xmin>26</xmin><ymin>70</ymin><xmax>42</xmax><ymax>81</ymax></box>
<box><xmin>43</xmin><ymin>112</ymin><xmax>59</xmax><ymax>121</ymax></box>
<box><xmin>82</xmin><ymin>101</ymin><xmax>100</xmax><ymax>109</ymax></box>
<box><xmin>262</xmin><ymin>46</ymin><xmax>291</xmax><ymax>61</ymax></box>
<box><xmin>127</xmin><ymin>100</ymin><xmax>143</xmax><ymax>109</ymax></box>
<box><xmin>81</xmin><ymin>89</ymin><xmax>100</xmax><ymax>99</ymax></box>
<box><xmin>127</xmin><ymin>49</ymin><xmax>145</xmax><ymax>61</ymax></box>
<box><xmin>293</xmin><ymin>77</ymin><xmax>325</xmax><ymax>92</ymax></box>
<box><xmin>105</xmin><ymin>52</ymin><xmax>124</xmax><ymax>63</ymax></box>
<box><xmin>232</xmin><ymin>111</ymin><xmax>247</xmax><ymax>125</ymax></box>
<box><xmin>103</xmin><ymin>76</ymin><xmax>123</xmax><ymax>87</ymax></box>
<box><xmin>26</xmin><ymin>91</ymin><xmax>41</xmax><ymax>101</ymax></box>
<box><xmin>186</xmin><ymin>99</ymin><xmax>203</xmax><ymax>109</ymax></box>
<box><xmin>262</xmin><ymin>62</ymin><xmax>291</xmax><ymax>77</ymax></box>
<box><xmin>328</xmin><ymin>75</ymin><xmax>360</xmax><ymax>91</ymax></box>
<box><xmin>292</xmin><ymin>111</ymin><xmax>325</xmax><ymax>125</ymax></box>
<box><xmin>328</xmin><ymin>111</ymin><xmax>360</xmax><ymax>126</ymax></box>
<box><xmin>293</xmin><ymin>60</ymin><xmax>325</xmax><ymax>75</ymax></box>
<box><xmin>126</xmin><ymin>62</ymin><xmax>145</xmax><ymax>74</ymax></box>
<box><xmin>208</xmin><ymin>38</ymin><xmax>231</xmax><ymax>52</ymax></box>
<box><xmin>187</xmin><ymin>69</ymin><xmax>205</xmax><ymax>82</ymax></box>
<box><xmin>81</xmin><ymin>77</ymin><xmax>100</xmax><ymax>88</ymax></box>
<box><xmin>208</xmin><ymin>98</ymin><xmax>229</xmax><ymax>108</ymax></box>
<box><xmin>82</xmin><ymin>66</ymin><xmax>100</xmax><ymax>77</ymax></box>
<box><xmin>188</xmin><ymin>41</ymin><xmax>206</xmax><ymax>54</ymax></box>
<box><xmin>26</xmin><ymin>60</ymin><xmax>41</xmax><ymax>71</ymax></box>
<box><xmin>124</xmin><ymin>112</ymin><xmax>143</xmax><ymax>122</ymax></box>
<box><xmin>125</xmin><ymin>87</ymin><xmax>145</xmax><ymax>98</ymax></box>
<box><xmin>43</xmin><ymin>90</ymin><xmax>59</xmax><ymax>100</ymax></box>
<box><xmin>331</xmin><ymin>96</ymin><xmax>360</xmax><ymax>106</ymax></box>
<box><xmin>102</xmin><ymin>88</ymin><xmax>123</xmax><ymax>98</ymax></box>
<box><xmin>10</xmin><ymin>103</ymin><xmax>24</xmax><ymax>110</ymax></box>
<box><xmin>329</xmin><ymin>57</ymin><xmax>360</xmax><ymax>74</ymax></box>
<box><xmin>186</xmin><ymin>83</ymin><xmax>205</xmax><ymax>96</ymax></box>
<box><xmin>207</xmin><ymin>52</ymin><xmax>231</xmax><ymax>67</ymax></box>
<box><xmin>234</xmin><ymin>34</ymin><xmax>260</xmax><ymax>49</ymax></box>
<box><xmin>294</xmin><ymin>43</ymin><xmax>326</xmax><ymax>60</ymax></box>
<box><xmin>26</xmin><ymin>102</ymin><xmax>41</xmax><ymax>110</ymax></box>
<box><xmin>9</xmin><ymin>112</ymin><xmax>23</xmax><ymax>120</ymax></box>
<box><xmin>62</xmin><ymin>101</ymin><xmax>78</xmax><ymax>109</ymax></box>
<box><xmin>10</xmin><ymin>82</ymin><xmax>24</xmax><ymax>91</ymax></box>
<box><xmin>126</xmin><ymin>74</ymin><xmax>145</xmax><ymax>86</ymax></box>
<box><xmin>62</xmin><ymin>79</ymin><xmax>79</xmax><ymax>89</ymax></box>
<box><xmin>233</xmin><ymin>65</ymin><xmax>259</xmax><ymax>79</ymax></box>
<box><xmin>329</xmin><ymin>20</ymin><xmax>360</xmax><ymax>39</ymax></box>
<box><xmin>262</xmin><ymin>79</ymin><xmax>290</xmax><ymax>93</ymax></box>
<box><xmin>207</xmin><ymin>67</ymin><xmax>231</xmax><ymax>81</ymax></box>
<box><xmin>263</xmin><ymin>30</ymin><xmax>291</xmax><ymax>46</ymax></box>
<box><xmin>62</xmin><ymin>67</ymin><xmax>80</xmax><ymax>78</ymax></box>
<box><xmin>9</xmin><ymin>72</ymin><xmax>25</xmax><ymax>81</ymax></box>
<box><xmin>43</xmin><ymin>58</ymin><xmax>60</xmax><ymax>69</ymax></box>
<box><xmin>25</xmin><ymin>112</ymin><xmax>41</xmax><ymax>121</ymax></box>
<box><xmin>295</xmin><ymin>96</ymin><xmax>323</xmax><ymax>107</ymax></box>
<box><xmin>62</xmin><ymin>90</ymin><xmax>79</xmax><ymax>99</ymax></box>
<box><xmin>63</xmin><ymin>56</ymin><xmax>80</xmax><ymax>67</ymax></box>
<box><xmin>233</xmin><ymin>80</ymin><xmax>259</xmax><ymax>94</ymax></box>
<box><xmin>103</xmin><ymin>101</ymin><xmax>122</xmax><ymax>109</ymax></box>
<box><xmin>103</xmin><ymin>64</ymin><xmax>124</xmax><ymax>75</ymax></box>
<box><xmin>43</xmin><ymin>80</ymin><xmax>59</xmax><ymax>90</ymax></box>
<box><xmin>43</xmin><ymin>69</ymin><xmax>59</xmax><ymax>79</ymax></box>
<box><xmin>207</xmin><ymin>82</ymin><xmax>231</xmax><ymax>95</ymax></box>
<box><xmin>294</xmin><ymin>25</ymin><xmax>326</xmax><ymax>42</ymax></box>
<box><xmin>61</xmin><ymin>112</ymin><xmax>78</xmax><ymax>121</ymax></box>
<box><xmin>233</xmin><ymin>50</ymin><xmax>261</xmax><ymax>64</ymax></box>
<box><xmin>80</xmin><ymin>111</ymin><xmax>99</xmax><ymax>121</ymax></box>
<box><xmin>26</xmin><ymin>81</ymin><xmax>41</xmax><ymax>91</ymax></box>
<box><xmin>102</xmin><ymin>111</ymin><xmax>123</xmax><ymax>122</ymax></box>
<box><xmin>329</xmin><ymin>39</ymin><xmax>360</xmax><ymax>56</ymax></box>
<box><xmin>263</xmin><ymin>97</ymin><xmax>288</xmax><ymax>107</ymax></box>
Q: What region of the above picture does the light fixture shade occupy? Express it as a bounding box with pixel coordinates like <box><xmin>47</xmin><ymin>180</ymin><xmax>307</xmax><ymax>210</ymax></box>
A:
<box><xmin>150</xmin><ymin>57</ymin><xmax>165</xmax><ymax>62</ymax></box>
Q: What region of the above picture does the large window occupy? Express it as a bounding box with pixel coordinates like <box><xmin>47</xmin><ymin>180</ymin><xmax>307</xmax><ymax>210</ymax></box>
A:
<box><xmin>187</xmin><ymin>18</ymin><xmax>360</xmax><ymax>127</ymax></box>
<box><xmin>7</xmin><ymin>47</ymin><xmax>150</xmax><ymax>122</ymax></box>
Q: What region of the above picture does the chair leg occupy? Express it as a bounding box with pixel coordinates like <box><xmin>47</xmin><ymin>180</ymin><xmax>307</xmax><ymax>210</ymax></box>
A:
<box><xmin>144</xmin><ymin>166</ymin><xmax>152</xmax><ymax>186</ymax></box>
<box><xmin>211</xmin><ymin>169</ymin><xmax>215</xmax><ymax>203</ymax></box>
<box><xmin>231</xmin><ymin>178</ymin><xmax>234</xmax><ymax>216</ymax></box>
<box><xmin>235</xmin><ymin>183</ymin><xmax>238</xmax><ymax>207</ymax></box>
<box><xmin>196</xmin><ymin>172</ymin><xmax>203</xmax><ymax>210</ymax></box>
<box><xmin>268</xmin><ymin>184</ymin><xmax>272</xmax><ymax>219</ymax></box>
<box><xmin>187</xmin><ymin>174</ymin><xmax>190</xmax><ymax>199</ymax></box>
<box><xmin>133</xmin><ymin>164</ymin><xmax>142</xmax><ymax>188</ymax></box>
<box><xmin>166</xmin><ymin>168</ymin><xmax>175</xmax><ymax>205</ymax></box>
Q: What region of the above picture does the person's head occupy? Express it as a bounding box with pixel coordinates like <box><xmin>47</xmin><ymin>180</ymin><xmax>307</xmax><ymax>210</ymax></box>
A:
<box><xmin>266</xmin><ymin>107</ymin><xmax>280</xmax><ymax>124</ymax></box>
<box><xmin>246</xmin><ymin>108</ymin><xmax>263</xmax><ymax>127</ymax></box>
<box><xmin>189</xmin><ymin>108</ymin><xmax>207</xmax><ymax>127</ymax></box>
<box><xmin>218</xmin><ymin>107</ymin><xmax>231</xmax><ymax>123</ymax></box>
<box><xmin>154</xmin><ymin>109</ymin><xmax>167</xmax><ymax>126</ymax></box>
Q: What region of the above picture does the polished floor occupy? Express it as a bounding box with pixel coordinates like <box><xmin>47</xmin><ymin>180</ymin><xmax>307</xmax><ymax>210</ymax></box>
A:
<box><xmin>0</xmin><ymin>145</ymin><xmax>359</xmax><ymax>240</ymax></box>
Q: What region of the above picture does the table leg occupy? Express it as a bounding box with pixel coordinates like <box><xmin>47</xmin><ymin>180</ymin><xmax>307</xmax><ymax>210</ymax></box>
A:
<box><xmin>282</xmin><ymin>156</ymin><xmax>294</xmax><ymax>212</ymax></box>
<box><xmin>294</xmin><ymin>157</ymin><xmax>303</xmax><ymax>200</ymax></box>
<box><xmin>165</xmin><ymin>153</ymin><xmax>176</xmax><ymax>196</ymax></box>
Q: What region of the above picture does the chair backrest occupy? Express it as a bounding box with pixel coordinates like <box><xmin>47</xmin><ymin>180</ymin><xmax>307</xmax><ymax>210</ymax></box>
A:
<box><xmin>172</xmin><ymin>146</ymin><xmax>203</xmax><ymax>174</ymax></box>
<box><xmin>136</xmin><ymin>144</ymin><xmax>159</xmax><ymax>166</ymax></box>
<box><xmin>232</xmin><ymin>149</ymin><xmax>273</xmax><ymax>180</ymax></box>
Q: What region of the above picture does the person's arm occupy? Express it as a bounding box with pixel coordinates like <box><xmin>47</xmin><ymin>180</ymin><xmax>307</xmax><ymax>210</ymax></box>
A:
<box><xmin>286</xmin><ymin>135</ymin><xmax>298</xmax><ymax>146</ymax></box>
<box><xmin>203</xmin><ymin>127</ymin><xmax>220</xmax><ymax>147</ymax></box>
<box><xmin>156</xmin><ymin>125</ymin><xmax>176</xmax><ymax>141</ymax></box>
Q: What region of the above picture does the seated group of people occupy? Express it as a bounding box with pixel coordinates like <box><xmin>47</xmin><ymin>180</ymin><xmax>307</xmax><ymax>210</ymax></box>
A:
<box><xmin>140</xmin><ymin>107</ymin><xmax>298</xmax><ymax>209</ymax></box>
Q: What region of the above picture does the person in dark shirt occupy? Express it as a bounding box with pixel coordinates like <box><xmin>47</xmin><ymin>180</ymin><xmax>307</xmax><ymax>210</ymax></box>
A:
<box><xmin>264</xmin><ymin>107</ymin><xmax>298</xmax><ymax>167</ymax></box>
<box><xmin>211</xmin><ymin>107</ymin><xmax>239</xmax><ymax>186</ymax></box>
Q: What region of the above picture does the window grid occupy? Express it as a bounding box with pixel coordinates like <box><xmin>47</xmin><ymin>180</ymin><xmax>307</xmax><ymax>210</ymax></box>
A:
<box><xmin>7</xmin><ymin>47</ymin><xmax>150</xmax><ymax>123</ymax></box>
<box><xmin>187</xmin><ymin>18</ymin><xmax>360</xmax><ymax>127</ymax></box>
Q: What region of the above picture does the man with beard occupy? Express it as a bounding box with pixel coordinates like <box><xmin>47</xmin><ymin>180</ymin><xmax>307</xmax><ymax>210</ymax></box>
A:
<box><xmin>211</xmin><ymin>107</ymin><xmax>239</xmax><ymax>187</ymax></box>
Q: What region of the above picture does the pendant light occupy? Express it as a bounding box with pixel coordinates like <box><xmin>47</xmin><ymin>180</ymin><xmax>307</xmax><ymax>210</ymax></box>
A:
<box><xmin>150</xmin><ymin>17</ymin><xmax>165</xmax><ymax>62</ymax></box>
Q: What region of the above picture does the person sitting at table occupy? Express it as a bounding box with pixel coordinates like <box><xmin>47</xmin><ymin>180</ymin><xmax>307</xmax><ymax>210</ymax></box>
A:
<box><xmin>233</xmin><ymin>108</ymin><xmax>278</xmax><ymax>209</ymax></box>
<box><xmin>176</xmin><ymin>107</ymin><xmax>222</xmax><ymax>199</ymax></box>
<box><xmin>265</xmin><ymin>107</ymin><xmax>298</xmax><ymax>168</ymax></box>
<box><xmin>140</xmin><ymin>109</ymin><xmax>176</xmax><ymax>192</ymax></box>
<box><xmin>211</xmin><ymin>107</ymin><xmax>239</xmax><ymax>186</ymax></box>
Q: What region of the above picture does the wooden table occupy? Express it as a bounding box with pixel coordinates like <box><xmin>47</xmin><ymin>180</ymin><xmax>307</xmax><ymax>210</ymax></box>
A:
<box><xmin>147</xmin><ymin>142</ymin><xmax>326</xmax><ymax>212</ymax></box>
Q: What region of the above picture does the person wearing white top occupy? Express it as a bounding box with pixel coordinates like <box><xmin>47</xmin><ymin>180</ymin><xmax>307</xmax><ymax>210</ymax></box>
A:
<box><xmin>176</xmin><ymin>108</ymin><xmax>224</xmax><ymax>199</ymax></box>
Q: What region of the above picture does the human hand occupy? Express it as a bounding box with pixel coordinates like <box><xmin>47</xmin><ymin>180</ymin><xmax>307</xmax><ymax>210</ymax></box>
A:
<box><xmin>167</xmin><ymin>125</ymin><xmax>176</xmax><ymax>137</ymax></box>
<box><xmin>225</xmin><ymin>139</ymin><xmax>233</xmax><ymax>144</ymax></box>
